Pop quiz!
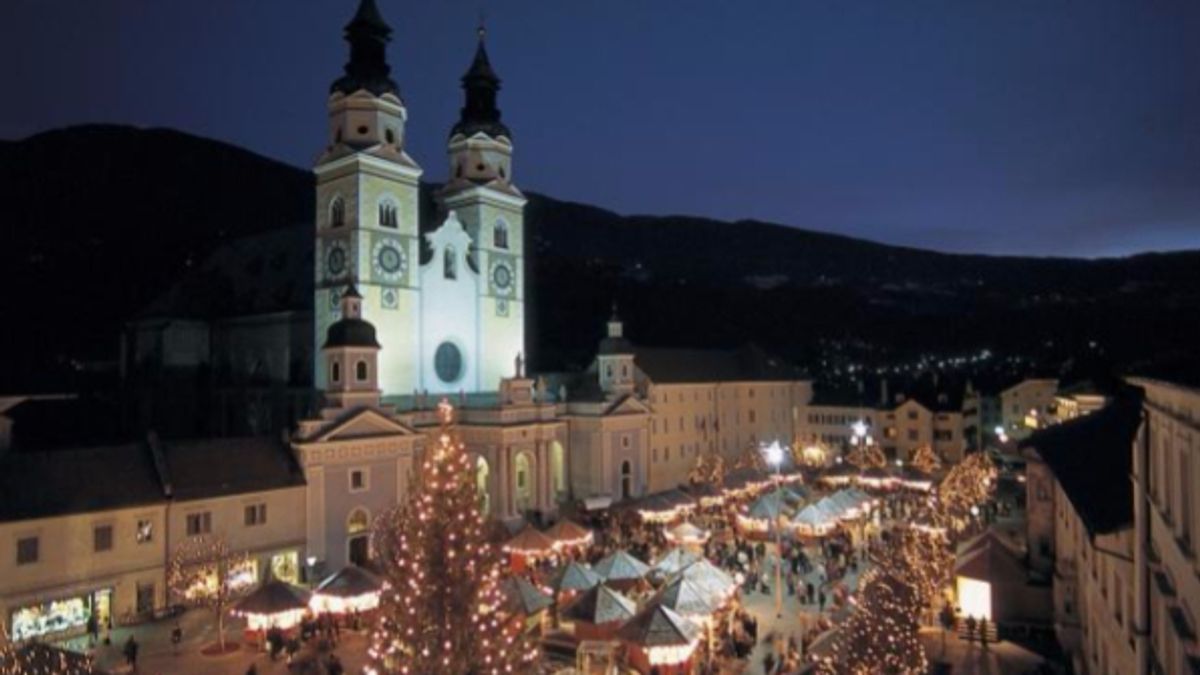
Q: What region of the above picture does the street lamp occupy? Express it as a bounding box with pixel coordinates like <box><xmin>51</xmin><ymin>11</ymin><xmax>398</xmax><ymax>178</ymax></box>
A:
<box><xmin>764</xmin><ymin>441</ymin><xmax>785</xmax><ymax>618</ymax></box>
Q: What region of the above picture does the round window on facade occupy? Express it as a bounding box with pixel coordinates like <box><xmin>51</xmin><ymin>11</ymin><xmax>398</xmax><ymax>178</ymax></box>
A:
<box><xmin>434</xmin><ymin>341</ymin><xmax>463</xmax><ymax>383</ymax></box>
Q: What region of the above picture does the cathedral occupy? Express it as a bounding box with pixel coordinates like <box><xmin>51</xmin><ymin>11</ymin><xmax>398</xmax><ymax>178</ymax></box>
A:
<box><xmin>313</xmin><ymin>0</ymin><xmax>526</xmax><ymax>397</ymax></box>
<box><xmin>118</xmin><ymin>0</ymin><xmax>814</xmax><ymax>573</ymax></box>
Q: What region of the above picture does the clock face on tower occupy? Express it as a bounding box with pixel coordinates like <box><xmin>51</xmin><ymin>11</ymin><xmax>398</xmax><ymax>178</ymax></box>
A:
<box><xmin>491</xmin><ymin>261</ymin><xmax>514</xmax><ymax>295</ymax></box>
<box><xmin>372</xmin><ymin>239</ymin><xmax>407</xmax><ymax>282</ymax></box>
<box><xmin>325</xmin><ymin>240</ymin><xmax>348</xmax><ymax>279</ymax></box>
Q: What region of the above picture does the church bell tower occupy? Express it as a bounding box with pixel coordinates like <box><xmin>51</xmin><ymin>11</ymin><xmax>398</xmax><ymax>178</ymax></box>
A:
<box><xmin>313</xmin><ymin>0</ymin><xmax>422</xmax><ymax>396</ymax></box>
<box><xmin>437</xmin><ymin>26</ymin><xmax>527</xmax><ymax>392</ymax></box>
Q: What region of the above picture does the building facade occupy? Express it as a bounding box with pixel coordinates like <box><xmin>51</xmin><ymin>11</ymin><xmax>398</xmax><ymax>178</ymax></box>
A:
<box><xmin>312</xmin><ymin>3</ymin><xmax>525</xmax><ymax>397</ymax></box>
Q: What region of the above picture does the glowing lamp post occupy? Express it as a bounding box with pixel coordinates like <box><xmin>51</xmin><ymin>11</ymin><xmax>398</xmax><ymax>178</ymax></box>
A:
<box><xmin>764</xmin><ymin>440</ymin><xmax>785</xmax><ymax>618</ymax></box>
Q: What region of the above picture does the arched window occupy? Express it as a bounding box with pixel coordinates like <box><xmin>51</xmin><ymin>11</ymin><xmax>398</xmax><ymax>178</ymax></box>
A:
<box><xmin>355</xmin><ymin>360</ymin><xmax>368</xmax><ymax>382</ymax></box>
<box><xmin>443</xmin><ymin>246</ymin><xmax>457</xmax><ymax>280</ymax></box>
<box><xmin>330</xmin><ymin>197</ymin><xmax>345</xmax><ymax>228</ymax></box>
<box><xmin>620</xmin><ymin>460</ymin><xmax>633</xmax><ymax>500</ymax></box>
<box><xmin>330</xmin><ymin>361</ymin><xmax>341</xmax><ymax>383</ymax></box>
<box><xmin>385</xmin><ymin>128</ymin><xmax>396</xmax><ymax>145</ymax></box>
<box><xmin>378</xmin><ymin>199</ymin><xmax>398</xmax><ymax>228</ymax></box>
<box><xmin>494</xmin><ymin>220</ymin><xmax>509</xmax><ymax>249</ymax></box>
<box><xmin>347</xmin><ymin>508</ymin><xmax>370</xmax><ymax>534</ymax></box>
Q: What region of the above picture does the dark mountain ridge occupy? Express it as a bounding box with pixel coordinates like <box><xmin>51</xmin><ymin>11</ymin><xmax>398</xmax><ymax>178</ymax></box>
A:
<box><xmin>1</xmin><ymin>125</ymin><xmax>1197</xmax><ymax>389</ymax></box>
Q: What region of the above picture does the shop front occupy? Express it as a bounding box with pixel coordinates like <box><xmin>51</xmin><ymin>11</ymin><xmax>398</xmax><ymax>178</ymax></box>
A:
<box><xmin>8</xmin><ymin>588</ymin><xmax>112</xmax><ymax>642</ymax></box>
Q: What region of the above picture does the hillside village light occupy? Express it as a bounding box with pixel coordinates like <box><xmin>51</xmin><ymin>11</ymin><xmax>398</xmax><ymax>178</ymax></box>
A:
<box><xmin>764</xmin><ymin>441</ymin><xmax>785</xmax><ymax>618</ymax></box>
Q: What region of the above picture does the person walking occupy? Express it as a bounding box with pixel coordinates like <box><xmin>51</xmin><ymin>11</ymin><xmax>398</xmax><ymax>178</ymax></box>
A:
<box><xmin>86</xmin><ymin>614</ymin><xmax>99</xmax><ymax>646</ymax></box>
<box><xmin>965</xmin><ymin>615</ymin><xmax>977</xmax><ymax>645</ymax></box>
<box><xmin>818</xmin><ymin>590</ymin><xmax>826</xmax><ymax>613</ymax></box>
<box><xmin>123</xmin><ymin>635</ymin><xmax>139</xmax><ymax>672</ymax></box>
<box><xmin>979</xmin><ymin>617</ymin><xmax>990</xmax><ymax>650</ymax></box>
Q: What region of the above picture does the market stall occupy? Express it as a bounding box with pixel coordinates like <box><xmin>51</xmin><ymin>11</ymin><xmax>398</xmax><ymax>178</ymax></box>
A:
<box><xmin>592</xmin><ymin>550</ymin><xmax>652</xmax><ymax>592</ymax></box>
<box><xmin>791</xmin><ymin>502</ymin><xmax>839</xmax><ymax>537</ymax></box>
<box><xmin>663</xmin><ymin>521</ymin><xmax>710</xmax><ymax>551</ymax></box>
<box><xmin>616</xmin><ymin>602</ymin><xmax>702</xmax><ymax>675</ymax></box>
<box><xmin>502</xmin><ymin>524</ymin><xmax>556</xmax><ymax>572</ymax></box>
<box><xmin>560</xmin><ymin>583</ymin><xmax>638</xmax><ymax>640</ymax></box>
<box><xmin>310</xmin><ymin>565</ymin><xmax>384</xmax><ymax>616</ymax></box>
<box><xmin>652</xmin><ymin>548</ymin><xmax>701</xmax><ymax>580</ymax></box>
<box><xmin>543</xmin><ymin>519</ymin><xmax>594</xmax><ymax>554</ymax></box>
<box><xmin>498</xmin><ymin>575</ymin><xmax>554</xmax><ymax>636</ymax></box>
<box><xmin>233</xmin><ymin>580</ymin><xmax>312</xmax><ymax>640</ymax></box>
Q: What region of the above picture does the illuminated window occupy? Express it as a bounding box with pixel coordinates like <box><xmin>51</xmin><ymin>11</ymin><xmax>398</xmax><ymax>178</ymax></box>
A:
<box><xmin>347</xmin><ymin>508</ymin><xmax>370</xmax><ymax>534</ymax></box>
<box><xmin>136</xmin><ymin>519</ymin><xmax>153</xmax><ymax>544</ymax></box>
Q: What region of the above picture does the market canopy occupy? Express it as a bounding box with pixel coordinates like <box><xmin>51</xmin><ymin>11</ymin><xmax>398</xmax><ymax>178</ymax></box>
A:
<box><xmin>655</xmin><ymin>576</ymin><xmax>720</xmax><ymax>618</ymax></box>
<box><xmin>747</xmin><ymin>490</ymin><xmax>789</xmax><ymax>520</ymax></box>
<box><xmin>593</xmin><ymin>550</ymin><xmax>651</xmax><ymax>581</ymax></box>
<box><xmin>551</xmin><ymin>561</ymin><xmax>603</xmax><ymax>594</ymax></box>
<box><xmin>503</xmin><ymin>524</ymin><xmax>556</xmax><ymax>558</ymax></box>
<box><xmin>562</xmin><ymin>583</ymin><xmax>638</xmax><ymax>625</ymax></box>
<box><xmin>653</xmin><ymin>548</ymin><xmax>701</xmax><ymax>578</ymax></box>
<box><xmin>311</xmin><ymin>565</ymin><xmax>384</xmax><ymax>613</ymax></box>
<box><xmin>234</xmin><ymin>580</ymin><xmax>312</xmax><ymax>630</ymax></box>
<box><xmin>664</xmin><ymin>521</ymin><xmax>710</xmax><ymax>545</ymax></box>
<box><xmin>616</xmin><ymin>602</ymin><xmax>701</xmax><ymax>647</ymax></box>
<box><xmin>793</xmin><ymin>503</ymin><xmax>836</xmax><ymax>528</ymax></box>
<box><xmin>544</xmin><ymin>519</ymin><xmax>594</xmax><ymax>550</ymax></box>
<box><xmin>674</xmin><ymin>559</ymin><xmax>737</xmax><ymax>603</ymax></box>
<box><xmin>235</xmin><ymin>580</ymin><xmax>312</xmax><ymax>615</ymax></box>
<box><xmin>499</xmin><ymin>575</ymin><xmax>554</xmax><ymax>616</ymax></box>
<box><xmin>314</xmin><ymin>565</ymin><xmax>383</xmax><ymax>599</ymax></box>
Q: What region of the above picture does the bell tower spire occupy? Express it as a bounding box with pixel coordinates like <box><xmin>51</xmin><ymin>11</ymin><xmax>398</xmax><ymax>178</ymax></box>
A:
<box><xmin>332</xmin><ymin>0</ymin><xmax>398</xmax><ymax>98</ymax></box>
<box><xmin>437</xmin><ymin>25</ymin><xmax>527</xmax><ymax>393</ymax></box>
<box><xmin>313</xmin><ymin>0</ymin><xmax>423</xmax><ymax>397</ymax></box>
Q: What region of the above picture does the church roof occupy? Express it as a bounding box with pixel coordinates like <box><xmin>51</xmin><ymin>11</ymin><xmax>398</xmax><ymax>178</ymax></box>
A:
<box><xmin>449</xmin><ymin>29</ymin><xmax>511</xmax><ymax>141</ymax></box>
<box><xmin>323</xmin><ymin>317</ymin><xmax>381</xmax><ymax>349</ymax></box>
<box><xmin>1020</xmin><ymin>386</ymin><xmax>1143</xmax><ymax>536</ymax></box>
<box><xmin>331</xmin><ymin>0</ymin><xmax>399</xmax><ymax>98</ymax></box>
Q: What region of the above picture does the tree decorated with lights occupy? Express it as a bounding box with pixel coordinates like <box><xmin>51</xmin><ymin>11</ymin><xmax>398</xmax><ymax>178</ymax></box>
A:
<box><xmin>937</xmin><ymin>451</ymin><xmax>997</xmax><ymax>522</ymax></box>
<box><xmin>817</xmin><ymin>570</ymin><xmax>928</xmax><ymax>675</ymax></box>
<box><xmin>845</xmin><ymin>442</ymin><xmax>887</xmax><ymax>470</ymax></box>
<box><xmin>909</xmin><ymin>444</ymin><xmax>942</xmax><ymax>475</ymax></box>
<box><xmin>816</xmin><ymin>526</ymin><xmax>949</xmax><ymax>674</ymax></box>
<box><xmin>734</xmin><ymin>441</ymin><xmax>768</xmax><ymax>472</ymax></box>
<box><xmin>166</xmin><ymin>534</ymin><xmax>250</xmax><ymax>652</ymax></box>
<box><xmin>688</xmin><ymin>450</ymin><xmax>726</xmax><ymax>487</ymax></box>
<box><xmin>366</xmin><ymin>399</ymin><xmax>539</xmax><ymax>675</ymax></box>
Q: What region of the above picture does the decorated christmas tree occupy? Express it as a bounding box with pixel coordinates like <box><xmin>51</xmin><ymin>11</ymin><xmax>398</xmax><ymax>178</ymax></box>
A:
<box><xmin>366</xmin><ymin>399</ymin><xmax>539</xmax><ymax>675</ymax></box>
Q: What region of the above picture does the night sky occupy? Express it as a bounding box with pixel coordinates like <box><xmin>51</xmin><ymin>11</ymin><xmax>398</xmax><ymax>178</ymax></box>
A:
<box><xmin>3</xmin><ymin>0</ymin><xmax>1199</xmax><ymax>257</ymax></box>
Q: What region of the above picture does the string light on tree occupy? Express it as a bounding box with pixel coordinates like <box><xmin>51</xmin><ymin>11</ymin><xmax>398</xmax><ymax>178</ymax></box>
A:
<box><xmin>166</xmin><ymin>534</ymin><xmax>251</xmax><ymax>652</ymax></box>
<box><xmin>366</xmin><ymin>398</ymin><xmax>539</xmax><ymax>674</ymax></box>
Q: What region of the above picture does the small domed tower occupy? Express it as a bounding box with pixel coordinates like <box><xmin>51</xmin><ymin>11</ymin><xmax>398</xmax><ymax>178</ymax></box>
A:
<box><xmin>322</xmin><ymin>285</ymin><xmax>382</xmax><ymax>409</ymax></box>
<box><xmin>597</xmin><ymin>305</ymin><xmax>636</xmax><ymax>398</ymax></box>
